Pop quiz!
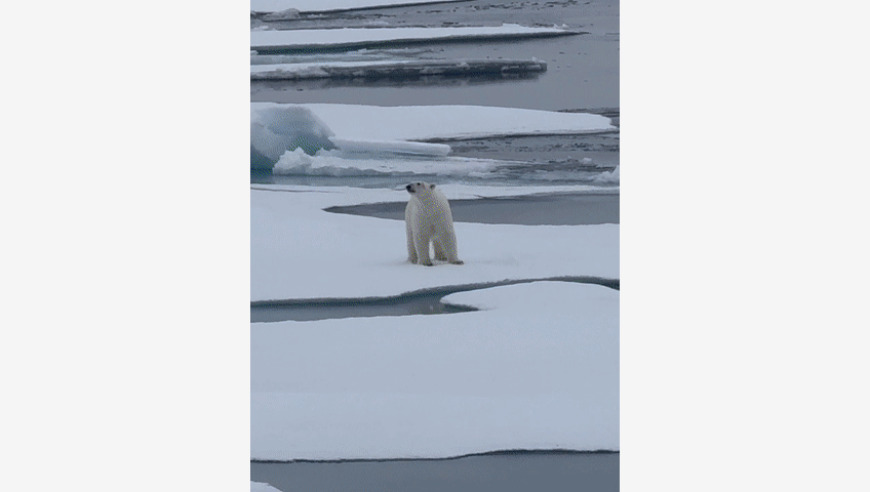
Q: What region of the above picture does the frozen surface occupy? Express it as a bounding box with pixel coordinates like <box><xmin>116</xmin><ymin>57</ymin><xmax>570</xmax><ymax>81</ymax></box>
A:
<box><xmin>250</xmin><ymin>185</ymin><xmax>619</xmax><ymax>302</ymax></box>
<box><xmin>250</xmin><ymin>105</ymin><xmax>335</xmax><ymax>168</ymax></box>
<box><xmin>251</xmin><ymin>281</ymin><xmax>619</xmax><ymax>460</ymax></box>
<box><xmin>329</xmin><ymin>138</ymin><xmax>450</xmax><ymax>156</ymax></box>
<box><xmin>249</xmin><ymin>58</ymin><xmax>547</xmax><ymax>81</ymax></box>
<box><xmin>251</xmin><ymin>24</ymin><xmax>577</xmax><ymax>51</ymax></box>
<box><xmin>251</xmin><ymin>0</ymin><xmax>468</xmax><ymax>14</ymax></box>
<box><xmin>250</xmin><ymin>60</ymin><xmax>418</xmax><ymax>78</ymax></box>
<box><xmin>594</xmin><ymin>165</ymin><xmax>620</xmax><ymax>184</ymax></box>
<box><xmin>251</xmin><ymin>482</ymin><xmax>282</xmax><ymax>492</ymax></box>
<box><xmin>254</xmin><ymin>103</ymin><xmax>614</xmax><ymax>141</ymax></box>
<box><xmin>251</xmin><ymin>103</ymin><xmax>614</xmax><ymax>169</ymax></box>
<box><xmin>251</xmin><ymin>103</ymin><xmax>614</xmax><ymax>171</ymax></box>
<box><xmin>271</xmin><ymin>148</ymin><xmax>503</xmax><ymax>177</ymax></box>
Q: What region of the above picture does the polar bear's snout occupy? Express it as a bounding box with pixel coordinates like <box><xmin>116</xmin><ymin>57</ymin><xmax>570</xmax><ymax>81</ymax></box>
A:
<box><xmin>406</xmin><ymin>182</ymin><xmax>427</xmax><ymax>193</ymax></box>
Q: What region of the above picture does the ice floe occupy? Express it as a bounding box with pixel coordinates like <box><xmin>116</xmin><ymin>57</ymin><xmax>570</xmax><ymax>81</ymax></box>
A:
<box><xmin>328</xmin><ymin>138</ymin><xmax>451</xmax><ymax>157</ymax></box>
<box><xmin>255</xmin><ymin>103</ymin><xmax>614</xmax><ymax>141</ymax></box>
<box><xmin>251</xmin><ymin>281</ymin><xmax>618</xmax><ymax>460</ymax></box>
<box><xmin>594</xmin><ymin>165</ymin><xmax>620</xmax><ymax>184</ymax></box>
<box><xmin>252</xmin><ymin>0</ymin><xmax>469</xmax><ymax>14</ymax></box>
<box><xmin>250</xmin><ymin>185</ymin><xmax>618</xmax><ymax>302</ymax></box>
<box><xmin>250</xmin><ymin>24</ymin><xmax>579</xmax><ymax>53</ymax></box>
<box><xmin>272</xmin><ymin>148</ymin><xmax>503</xmax><ymax>177</ymax></box>
<box><xmin>250</xmin><ymin>105</ymin><xmax>336</xmax><ymax>169</ymax></box>
<box><xmin>251</xmin><ymin>103</ymin><xmax>614</xmax><ymax>169</ymax></box>
<box><xmin>250</xmin><ymin>59</ymin><xmax>547</xmax><ymax>81</ymax></box>
<box><xmin>251</xmin><ymin>482</ymin><xmax>282</xmax><ymax>492</ymax></box>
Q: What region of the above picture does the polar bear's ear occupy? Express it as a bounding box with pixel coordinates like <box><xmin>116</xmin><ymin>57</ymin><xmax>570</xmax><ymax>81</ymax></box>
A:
<box><xmin>430</xmin><ymin>183</ymin><xmax>436</xmax><ymax>189</ymax></box>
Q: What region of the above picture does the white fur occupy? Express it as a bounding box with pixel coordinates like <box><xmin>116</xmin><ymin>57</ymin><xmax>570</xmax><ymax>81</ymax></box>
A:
<box><xmin>405</xmin><ymin>182</ymin><xmax>463</xmax><ymax>266</ymax></box>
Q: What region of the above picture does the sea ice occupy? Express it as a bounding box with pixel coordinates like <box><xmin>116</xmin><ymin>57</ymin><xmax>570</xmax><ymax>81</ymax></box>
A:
<box><xmin>250</xmin><ymin>24</ymin><xmax>578</xmax><ymax>53</ymax></box>
<box><xmin>594</xmin><ymin>165</ymin><xmax>620</xmax><ymax>184</ymax></box>
<box><xmin>250</xmin><ymin>103</ymin><xmax>614</xmax><ymax>169</ymax></box>
<box><xmin>250</xmin><ymin>185</ymin><xmax>619</xmax><ymax>302</ymax></box>
<box><xmin>329</xmin><ymin>138</ymin><xmax>451</xmax><ymax>157</ymax></box>
<box><xmin>251</xmin><ymin>281</ymin><xmax>619</xmax><ymax>460</ymax></box>
<box><xmin>251</xmin><ymin>482</ymin><xmax>282</xmax><ymax>492</ymax></box>
<box><xmin>271</xmin><ymin>148</ymin><xmax>502</xmax><ymax>177</ymax></box>
<box><xmin>251</xmin><ymin>106</ymin><xmax>336</xmax><ymax>169</ymax></box>
<box><xmin>251</xmin><ymin>0</ymin><xmax>468</xmax><ymax>14</ymax></box>
<box><xmin>250</xmin><ymin>59</ymin><xmax>547</xmax><ymax>81</ymax></box>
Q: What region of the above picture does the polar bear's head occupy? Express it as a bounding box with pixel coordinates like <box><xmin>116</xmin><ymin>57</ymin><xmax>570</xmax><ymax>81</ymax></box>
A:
<box><xmin>405</xmin><ymin>181</ymin><xmax>436</xmax><ymax>195</ymax></box>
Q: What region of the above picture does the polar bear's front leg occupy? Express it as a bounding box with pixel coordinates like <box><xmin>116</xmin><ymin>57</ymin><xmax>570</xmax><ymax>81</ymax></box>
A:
<box><xmin>406</xmin><ymin>218</ymin><xmax>418</xmax><ymax>263</ymax></box>
<box><xmin>414</xmin><ymin>233</ymin><xmax>433</xmax><ymax>266</ymax></box>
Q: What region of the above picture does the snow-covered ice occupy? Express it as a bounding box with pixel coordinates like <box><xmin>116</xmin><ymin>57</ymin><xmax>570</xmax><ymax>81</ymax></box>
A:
<box><xmin>249</xmin><ymin>60</ymin><xmax>411</xmax><ymax>79</ymax></box>
<box><xmin>251</xmin><ymin>482</ymin><xmax>282</xmax><ymax>492</ymax></box>
<box><xmin>250</xmin><ymin>185</ymin><xmax>618</xmax><ymax>302</ymax></box>
<box><xmin>250</xmin><ymin>105</ymin><xmax>336</xmax><ymax>168</ymax></box>
<box><xmin>251</xmin><ymin>49</ymin><xmax>438</xmax><ymax>66</ymax></box>
<box><xmin>251</xmin><ymin>281</ymin><xmax>618</xmax><ymax>460</ymax></box>
<box><xmin>250</xmin><ymin>24</ymin><xmax>578</xmax><ymax>52</ymax></box>
<box><xmin>251</xmin><ymin>103</ymin><xmax>614</xmax><ymax>169</ymax></box>
<box><xmin>272</xmin><ymin>148</ymin><xmax>506</xmax><ymax>177</ymax></box>
<box><xmin>250</xmin><ymin>59</ymin><xmax>547</xmax><ymax>81</ymax></box>
<box><xmin>253</xmin><ymin>103</ymin><xmax>614</xmax><ymax>142</ymax></box>
<box><xmin>594</xmin><ymin>165</ymin><xmax>620</xmax><ymax>184</ymax></box>
<box><xmin>252</xmin><ymin>0</ymin><xmax>468</xmax><ymax>14</ymax></box>
<box><xmin>328</xmin><ymin>138</ymin><xmax>451</xmax><ymax>157</ymax></box>
<box><xmin>250</xmin><ymin>123</ymin><xmax>620</xmax><ymax>461</ymax></box>
<box><xmin>248</xmin><ymin>17</ymin><xmax>619</xmax><ymax>460</ymax></box>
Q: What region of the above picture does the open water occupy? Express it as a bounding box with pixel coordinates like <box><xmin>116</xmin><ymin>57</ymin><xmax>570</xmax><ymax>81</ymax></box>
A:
<box><xmin>252</xmin><ymin>451</ymin><xmax>619</xmax><ymax>492</ymax></box>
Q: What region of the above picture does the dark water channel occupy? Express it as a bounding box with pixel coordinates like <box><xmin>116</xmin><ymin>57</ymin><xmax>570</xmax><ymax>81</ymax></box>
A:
<box><xmin>251</xmin><ymin>276</ymin><xmax>619</xmax><ymax>323</ymax></box>
<box><xmin>251</xmin><ymin>451</ymin><xmax>619</xmax><ymax>492</ymax></box>
<box><xmin>251</xmin><ymin>291</ymin><xmax>474</xmax><ymax>323</ymax></box>
<box><xmin>327</xmin><ymin>191</ymin><xmax>619</xmax><ymax>225</ymax></box>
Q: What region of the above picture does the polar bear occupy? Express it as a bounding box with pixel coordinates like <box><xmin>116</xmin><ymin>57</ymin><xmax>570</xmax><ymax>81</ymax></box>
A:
<box><xmin>405</xmin><ymin>181</ymin><xmax>463</xmax><ymax>266</ymax></box>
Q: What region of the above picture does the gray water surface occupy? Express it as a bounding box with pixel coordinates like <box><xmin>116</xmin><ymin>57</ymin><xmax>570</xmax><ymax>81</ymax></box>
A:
<box><xmin>251</xmin><ymin>292</ymin><xmax>474</xmax><ymax>322</ymax></box>
<box><xmin>327</xmin><ymin>192</ymin><xmax>619</xmax><ymax>225</ymax></box>
<box><xmin>251</xmin><ymin>452</ymin><xmax>619</xmax><ymax>492</ymax></box>
<box><xmin>251</xmin><ymin>0</ymin><xmax>619</xmax><ymax>111</ymax></box>
<box><xmin>251</xmin><ymin>277</ymin><xmax>619</xmax><ymax>323</ymax></box>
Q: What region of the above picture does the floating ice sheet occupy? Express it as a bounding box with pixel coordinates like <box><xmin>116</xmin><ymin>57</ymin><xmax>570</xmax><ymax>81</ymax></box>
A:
<box><xmin>251</xmin><ymin>103</ymin><xmax>615</xmax><ymax>170</ymax></box>
<box><xmin>251</xmin><ymin>482</ymin><xmax>282</xmax><ymax>492</ymax></box>
<box><xmin>250</xmin><ymin>24</ymin><xmax>579</xmax><ymax>53</ymax></box>
<box><xmin>250</xmin><ymin>59</ymin><xmax>547</xmax><ymax>81</ymax></box>
<box><xmin>250</xmin><ymin>185</ymin><xmax>618</xmax><ymax>302</ymax></box>
<box><xmin>251</xmin><ymin>0</ymin><xmax>469</xmax><ymax>14</ymax></box>
<box><xmin>271</xmin><ymin>148</ymin><xmax>501</xmax><ymax>177</ymax></box>
<box><xmin>251</xmin><ymin>282</ymin><xmax>618</xmax><ymax>460</ymax></box>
